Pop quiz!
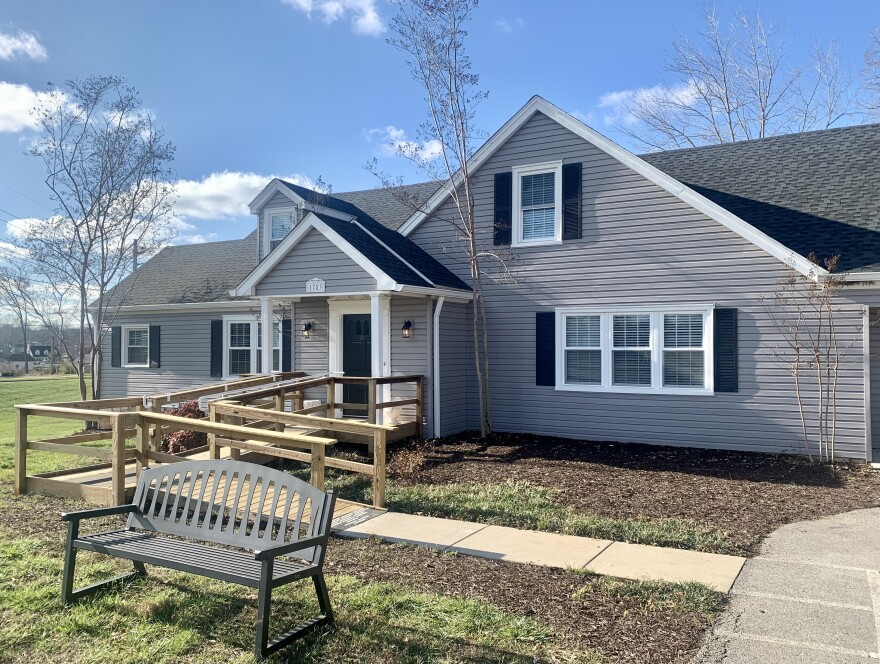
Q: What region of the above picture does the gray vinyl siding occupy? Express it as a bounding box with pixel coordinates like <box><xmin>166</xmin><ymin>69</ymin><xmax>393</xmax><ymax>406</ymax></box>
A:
<box><xmin>100</xmin><ymin>311</ymin><xmax>223</xmax><ymax>397</ymax></box>
<box><xmin>390</xmin><ymin>297</ymin><xmax>430</xmax><ymax>432</ymax></box>
<box><xmin>293</xmin><ymin>298</ymin><xmax>330</xmax><ymax>400</ymax></box>
<box><xmin>256</xmin><ymin>228</ymin><xmax>376</xmax><ymax>296</ymax></box>
<box><xmin>410</xmin><ymin>110</ymin><xmax>868</xmax><ymax>458</ymax></box>
<box><xmin>871</xmin><ymin>309</ymin><xmax>880</xmax><ymax>460</ymax></box>
<box><xmin>437</xmin><ymin>301</ymin><xmax>471</xmax><ymax>437</ymax></box>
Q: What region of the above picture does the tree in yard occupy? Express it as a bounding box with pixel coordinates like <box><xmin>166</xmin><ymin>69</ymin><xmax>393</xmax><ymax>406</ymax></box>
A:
<box><xmin>367</xmin><ymin>0</ymin><xmax>502</xmax><ymax>437</ymax></box>
<box><xmin>15</xmin><ymin>75</ymin><xmax>175</xmax><ymax>399</ymax></box>
<box><xmin>0</xmin><ymin>263</ymin><xmax>33</xmax><ymax>373</ymax></box>
<box><xmin>616</xmin><ymin>3</ymin><xmax>856</xmax><ymax>150</ymax></box>
<box><xmin>764</xmin><ymin>255</ymin><xmax>864</xmax><ymax>463</ymax></box>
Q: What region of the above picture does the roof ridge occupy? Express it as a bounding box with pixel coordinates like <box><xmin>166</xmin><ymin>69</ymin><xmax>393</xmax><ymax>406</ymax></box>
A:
<box><xmin>640</xmin><ymin>122</ymin><xmax>880</xmax><ymax>158</ymax></box>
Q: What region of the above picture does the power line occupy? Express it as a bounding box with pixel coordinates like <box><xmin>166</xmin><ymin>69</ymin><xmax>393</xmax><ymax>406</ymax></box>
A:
<box><xmin>0</xmin><ymin>179</ymin><xmax>53</xmax><ymax>213</ymax></box>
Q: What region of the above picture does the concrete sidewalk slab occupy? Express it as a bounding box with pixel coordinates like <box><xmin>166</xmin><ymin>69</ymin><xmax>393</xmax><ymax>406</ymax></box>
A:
<box><xmin>336</xmin><ymin>512</ymin><xmax>487</xmax><ymax>549</ymax></box>
<box><xmin>446</xmin><ymin>525</ymin><xmax>612</xmax><ymax>568</ymax></box>
<box><xmin>587</xmin><ymin>542</ymin><xmax>746</xmax><ymax>592</ymax></box>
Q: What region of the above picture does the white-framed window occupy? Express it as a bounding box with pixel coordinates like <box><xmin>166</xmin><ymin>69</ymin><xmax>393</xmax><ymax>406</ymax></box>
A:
<box><xmin>123</xmin><ymin>325</ymin><xmax>149</xmax><ymax>368</ymax></box>
<box><xmin>265</xmin><ymin>207</ymin><xmax>297</xmax><ymax>253</ymax></box>
<box><xmin>555</xmin><ymin>305</ymin><xmax>714</xmax><ymax>394</ymax></box>
<box><xmin>257</xmin><ymin>321</ymin><xmax>281</xmax><ymax>373</ymax></box>
<box><xmin>512</xmin><ymin>161</ymin><xmax>562</xmax><ymax>247</ymax></box>
<box><xmin>223</xmin><ymin>315</ymin><xmax>282</xmax><ymax>377</ymax></box>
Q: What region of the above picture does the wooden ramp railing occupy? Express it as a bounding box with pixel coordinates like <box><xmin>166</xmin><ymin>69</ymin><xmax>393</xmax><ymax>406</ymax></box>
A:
<box><xmin>13</xmin><ymin>372</ymin><xmax>424</xmax><ymax>510</ymax></box>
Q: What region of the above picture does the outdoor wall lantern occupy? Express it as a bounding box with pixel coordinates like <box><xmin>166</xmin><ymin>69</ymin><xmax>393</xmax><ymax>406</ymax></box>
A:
<box><xmin>401</xmin><ymin>320</ymin><xmax>413</xmax><ymax>338</ymax></box>
<box><xmin>302</xmin><ymin>321</ymin><xmax>313</xmax><ymax>338</ymax></box>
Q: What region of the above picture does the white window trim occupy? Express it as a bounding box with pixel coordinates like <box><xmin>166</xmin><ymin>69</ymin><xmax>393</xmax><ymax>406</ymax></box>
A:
<box><xmin>263</xmin><ymin>206</ymin><xmax>298</xmax><ymax>256</ymax></box>
<box><xmin>122</xmin><ymin>325</ymin><xmax>150</xmax><ymax>368</ymax></box>
<box><xmin>555</xmin><ymin>304</ymin><xmax>715</xmax><ymax>395</ymax></box>
<box><xmin>512</xmin><ymin>160</ymin><xmax>563</xmax><ymax>247</ymax></box>
<box><xmin>222</xmin><ymin>314</ymin><xmax>281</xmax><ymax>378</ymax></box>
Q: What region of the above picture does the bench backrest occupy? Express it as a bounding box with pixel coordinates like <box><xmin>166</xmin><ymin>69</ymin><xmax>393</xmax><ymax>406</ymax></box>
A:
<box><xmin>126</xmin><ymin>460</ymin><xmax>333</xmax><ymax>562</ymax></box>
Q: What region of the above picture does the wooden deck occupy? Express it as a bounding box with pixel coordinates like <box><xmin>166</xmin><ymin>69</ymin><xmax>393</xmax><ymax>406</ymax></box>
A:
<box><xmin>30</xmin><ymin>446</ymin><xmax>381</xmax><ymax>528</ymax></box>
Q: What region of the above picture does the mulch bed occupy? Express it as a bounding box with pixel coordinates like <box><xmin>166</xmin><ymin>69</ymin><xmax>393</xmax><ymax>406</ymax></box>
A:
<box><xmin>328</xmin><ymin>536</ymin><xmax>715</xmax><ymax>664</ymax></box>
<box><xmin>387</xmin><ymin>432</ymin><xmax>880</xmax><ymax>555</ymax></box>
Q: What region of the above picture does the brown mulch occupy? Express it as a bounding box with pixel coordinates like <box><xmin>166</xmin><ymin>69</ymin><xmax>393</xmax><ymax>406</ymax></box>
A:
<box><xmin>327</xmin><ymin>536</ymin><xmax>717</xmax><ymax>664</ymax></box>
<box><xmin>387</xmin><ymin>432</ymin><xmax>880</xmax><ymax>555</ymax></box>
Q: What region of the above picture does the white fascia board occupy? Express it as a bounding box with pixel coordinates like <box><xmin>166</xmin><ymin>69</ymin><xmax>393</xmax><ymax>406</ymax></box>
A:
<box><xmin>397</xmin><ymin>95</ymin><xmax>827</xmax><ymax>280</ymax></box>
<box><xmin>393</xmin><ymin>284</ymin><xmax>473</xmax><ymax>302</ymax></box>
<box><xmin>231</xmin><ymin>212</ymin><xmax>398</xmax><ymax>296</ymax></box>
<box><xmin>248</xmin><ymin>178</ymin><xmax>306</xmax><ymax>213</ymax></box>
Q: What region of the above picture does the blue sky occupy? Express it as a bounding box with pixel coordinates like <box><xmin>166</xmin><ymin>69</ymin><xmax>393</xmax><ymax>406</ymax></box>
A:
<box><xmin>0</xmin><ymin>0</ymin><xmax>876</xmax><ymax>247</ymax></box>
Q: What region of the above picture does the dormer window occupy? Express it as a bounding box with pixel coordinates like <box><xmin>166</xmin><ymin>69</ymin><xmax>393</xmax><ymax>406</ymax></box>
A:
<box><xmin>512</xmin><ymin>161</ymin><xmax>563</xmax><ymax>247</ymax></box>
<box><xmin>265</xmin><ymin>207</ymin><xmax>297</xmax><ymax>253</ymax></box>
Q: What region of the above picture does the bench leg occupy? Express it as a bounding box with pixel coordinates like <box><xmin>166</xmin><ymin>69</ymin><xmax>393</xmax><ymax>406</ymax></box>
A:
<box><xmin>61</xmin><ymin>522</ymin><xmax>147</xmax><ymax>604</ymax></box>
<box><xmin>255</xmin><ymin>563</ymin><xmax>334</xmax><ymax>659</ymax></box>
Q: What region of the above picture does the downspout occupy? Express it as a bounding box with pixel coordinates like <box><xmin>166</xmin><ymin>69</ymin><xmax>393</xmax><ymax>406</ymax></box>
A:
<box><xmin>432</xmin><ymin>296</ymin><xmax>445</xmax><ymax>439</ymax></box>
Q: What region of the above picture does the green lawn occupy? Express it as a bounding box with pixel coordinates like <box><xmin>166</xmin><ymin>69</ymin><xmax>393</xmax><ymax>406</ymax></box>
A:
<box><xmin>0</xmin><ymin>375</ymin><xmax>89</xmax><ymax>477</ymax></box>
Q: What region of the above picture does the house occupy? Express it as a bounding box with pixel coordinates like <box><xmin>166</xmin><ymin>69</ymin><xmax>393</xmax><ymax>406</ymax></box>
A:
<box><xmin>0</xmin><ymin>352</ymin><xmax>36</xmax><ymax>373</ymax></box>
<box><xmin>27</xmin><ymin>344</ymin><xmax>52</xmax><ymax>361</ymax></box>
<box><xmin>99</xmin><ymin>96</ymin><xmax>880</xmax><ymax>461</ymax></box>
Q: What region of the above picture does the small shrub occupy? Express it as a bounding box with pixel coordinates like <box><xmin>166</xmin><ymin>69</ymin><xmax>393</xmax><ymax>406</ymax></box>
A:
<box><xmin>161</xmin><ymin>400</ymin><xmax>207</xmax><ymax>454</ymax></box>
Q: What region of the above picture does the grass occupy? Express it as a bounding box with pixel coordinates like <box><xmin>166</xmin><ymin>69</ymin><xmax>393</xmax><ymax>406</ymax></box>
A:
<box><xmin>0</xmin><ymin>375</ymin><xmax>87</xmax><ymax>476</ymax></box>
<box><xmin>0</xmin><ymin>528</ymin><xmax>585</xmax><ymax>664</ymax></box>
<box><xmin>320</xmin><ymin>471</ymin><xmax>738</xmax><ymax>555</ymax></box>
<box><xmin>570</xmin><ymin>571</ymin><xmax>725</xmax><ymax>617</ymax></box>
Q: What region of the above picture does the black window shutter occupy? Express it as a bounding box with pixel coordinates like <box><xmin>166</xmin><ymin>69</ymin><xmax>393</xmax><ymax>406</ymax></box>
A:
<box><xmin>494</xmin><ymin>172</ymin><xmax>513</xmax><ymax>246</ymax></box>
<box><xmin>110</xmin><ymin>327</ymin><xmax>121</xmax><ymax>368</ymax></box>
<box><xmin>535</xmin><ymin>312</ymin><xmax>556</xmax><ymax>386</ymax></box>
<box><xmin>562</xmin><ymin>162</ymin><xmax>582</xmax><ymax>240</ymax></box>
<box><xmin>148</xmin><ymin>325</ymin><xmax>161</xmax><ymax>368</ymax></box>
<box><xmin>210</xmin><ymin>320</ymin><xmax>223</xmax><ymax>378</ymax></box>
<box><xmin>714</xmin><ymin>308</ymin><xmax>738</xmax><ymax>393</ymax></box>
<box><xmin>281</xmin><ymin>318</ymin><xmax>292</xmax><ymax>372</ymax></box>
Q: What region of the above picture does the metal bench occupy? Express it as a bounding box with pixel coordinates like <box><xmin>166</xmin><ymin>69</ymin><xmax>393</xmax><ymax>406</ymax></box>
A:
<box><xmin>60</xmin><ymin>459</ymin><xmax>337</xmax><ymax>659</ymax></box>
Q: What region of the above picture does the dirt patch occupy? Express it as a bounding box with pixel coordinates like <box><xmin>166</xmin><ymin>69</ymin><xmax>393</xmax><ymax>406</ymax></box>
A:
<box><xmin>388</xmin><ymin>432</ymin><xmax>880</xmax><ymax>555</ymax></box>
<box><xmin>328</xmin><ymin>536</ymin><xmax>719</xmax><ymax>664</ymax></box>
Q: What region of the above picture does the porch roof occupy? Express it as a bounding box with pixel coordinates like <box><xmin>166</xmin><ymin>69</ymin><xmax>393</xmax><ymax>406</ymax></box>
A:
<box><xmin>233</xmin><ymin>211</ymin><xmax>471</xmax><ymax>298</ymax></box>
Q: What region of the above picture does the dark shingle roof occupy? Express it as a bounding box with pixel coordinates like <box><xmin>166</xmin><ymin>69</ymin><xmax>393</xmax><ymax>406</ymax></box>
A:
<box><xmin>106</xmin><ymin>232</ymin><xmax>258</xmax><ymax>307</ymax></box>
<box><xmin>639</xmin><ymin>123</ymin><xmax>880</xmax><ymax>272</ymax></box>
<box><xmin>280</xmin><ymin>181</ymin><xmax>438</xmax><ymax>231</ymax></box>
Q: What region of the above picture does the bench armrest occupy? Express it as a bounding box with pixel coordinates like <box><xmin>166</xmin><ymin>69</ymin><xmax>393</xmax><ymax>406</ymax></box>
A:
<box><xmin>253</xmin><ymin>534</ymin><xmax>327</xmax><ymax>561</ymax></box>
<box><xmin>60</xmin><ymin>504</ymin><xmax>140</xmax><ymax>523</ymax></box>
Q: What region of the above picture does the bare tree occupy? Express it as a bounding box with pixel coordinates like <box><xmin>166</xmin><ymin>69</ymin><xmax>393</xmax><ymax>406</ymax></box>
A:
<box><xmin>367</xmin><ymin>0</ymin><xmax>501</xmax><ymax>436</ymax></box>
<box><xmin>0</xmin><ymin>263</ymin><xmax>33</xmax><ymax>373</ymax></box>
<box><xmin>865</xmin><ymin>28</ymin><xmax>880</xmax><ymax>116</ymax></box>
<box><xmin>764</xmin><ymin>255</ymin><xmax>863</xmax><ymax>463</ymax></box>
<box><xmin>617</xmin><ymin>4</ymin><xmax>856</xmax><ymax>151</ymax></box>
<box><xmin>15</xmin><ymin>75</ymin><xmax>175</xmax><ymax>399</ymax></box>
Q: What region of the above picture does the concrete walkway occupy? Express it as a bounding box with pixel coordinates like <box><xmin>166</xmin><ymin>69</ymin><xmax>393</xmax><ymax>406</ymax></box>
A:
<box><xmin>335</xmin><ymin>512</ymin><xmax>746</xmax><ymax>592</ymax></box>
<box><xmin>693</xmin><ymin>508</ymin><xmax>880</xmax><ymax>663</ymax></box>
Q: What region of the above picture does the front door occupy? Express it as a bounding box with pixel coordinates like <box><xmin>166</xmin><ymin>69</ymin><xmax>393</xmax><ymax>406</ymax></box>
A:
<box><xmin>342</xmin><ymin>314</ymin><xmax>371</xmax><ymax>416</ymax></box>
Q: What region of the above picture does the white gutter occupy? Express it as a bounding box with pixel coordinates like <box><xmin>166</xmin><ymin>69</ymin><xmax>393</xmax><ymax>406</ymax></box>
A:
<box><xmin>432</xmin><ymin>296</ymin><xmax>445</xmax><ymax>438</ymax></box>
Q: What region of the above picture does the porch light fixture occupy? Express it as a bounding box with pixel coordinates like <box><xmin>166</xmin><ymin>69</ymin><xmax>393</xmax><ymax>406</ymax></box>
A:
<box><xmin>302</xmin><ymin>321</ymin><xmax>313</xmax><ymax>338</ymax></box>
<box><xmin>401</xmin><ymin>320</ymin><xmax>413</xmax><ymax>338</ymax></box>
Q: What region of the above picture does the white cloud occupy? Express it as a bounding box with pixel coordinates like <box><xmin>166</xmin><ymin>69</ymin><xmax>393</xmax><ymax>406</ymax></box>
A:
<box><xmin>4</xmin><ymin>217</ymin><xmax>43</xmax><ymax>239</ymax></box>
<box><xmin>282</xmin><ymin>0</ymin><xmax>385</xmax><ymax>36</ymax></box>
<box><xmin>364</xmin><ymin>125</ymin><xmax>443</xmax><ymax>162</ymax></box>
<box><xmin>495</xmin><ymin>17</ymin><xmax>524</xmax><ymax>33</ymax></box>
<box><xmin>173</xmin><ymin>233</ymin><xmax>219</xmax><ymax>245</ymax></box>
<box><xmin>0</xmin><ymin>82</ymin><xmax>65</xmax><ymax>133</ymax></box>
<box><xmin>597</xmin><ymin>81</ymin><xmax>701</xmax><ymax>126</ymax></box>
<box><xmin>570</xmin><ymin>109</ymin><xmax>595</xmax><ymax>126</ymax></box>
<box><xmin>0</xmin><ymin>30</ymin><xmax>47</xmax><ymax>61</ymax></box>
<box><xmin>173</xmin><ymin>171</ymin><xmax>315</xmax><ymax>221</ymax></box>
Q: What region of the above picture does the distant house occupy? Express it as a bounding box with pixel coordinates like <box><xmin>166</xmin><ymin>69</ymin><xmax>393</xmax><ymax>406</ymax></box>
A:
<box><xmin>97</xmin><ymin>96</ymin><xmax>880</xmax><ymax>461</ymax></box>
<box><xmin>27</xmin><ymin>344</ymin><xmax>52</xmax><ymax>360</ymax></box>
<box><xmin>0</xmin><ymin>352</ymin><xmax>36</xmax><ymax>373</ymax></box>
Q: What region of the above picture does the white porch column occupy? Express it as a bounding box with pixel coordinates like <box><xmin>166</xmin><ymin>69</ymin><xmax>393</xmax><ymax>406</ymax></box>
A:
<box><xmin>370</xmin><ymin>294</ymin><xmax>390</xmax><ymax>424</ymax></box>
<box><xmin>260</xmin><ymin>297</ymin><xmax>273</xmax><ymax>374</ymax></box>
